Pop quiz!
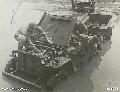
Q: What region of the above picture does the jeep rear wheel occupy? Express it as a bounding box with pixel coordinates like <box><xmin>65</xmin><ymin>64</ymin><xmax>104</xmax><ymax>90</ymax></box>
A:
<box><xmin>46</xmin><ymin>75</ymin><xmax>59</xmax><ymax>90</ymax></box>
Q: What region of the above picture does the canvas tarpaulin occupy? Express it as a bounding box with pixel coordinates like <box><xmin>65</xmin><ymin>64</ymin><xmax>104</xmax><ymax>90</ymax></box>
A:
<box><xmin>38</xmin><ymin>13</ymin><xmax>75</xmax><ymax>46</ymax></box>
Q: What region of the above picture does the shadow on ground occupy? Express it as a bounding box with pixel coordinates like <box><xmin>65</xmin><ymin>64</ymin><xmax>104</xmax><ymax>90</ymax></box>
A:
<box><xmin>2</xmin><ymin>39</ymin><xmax>112</xmax><ymax>92</ymax></box>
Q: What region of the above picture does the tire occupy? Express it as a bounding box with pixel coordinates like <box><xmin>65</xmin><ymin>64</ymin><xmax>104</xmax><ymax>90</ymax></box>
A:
<box><xmin>59</xmin><ymin>69</ymin><xmax>69</xmax><ymax>80</ymax></box>
<box><xmin>46</xmin><ymin>63</ymin><xmax>74</xmax><ymax>90</ymax></box>
<box><xmin>88</xmin><ymin>55</ymin><xmax>93</xmax><ymax>62</ymax></box>
<box><xmin>46</xmin><ymin>75</ymin><xmax>59</xmax><ymax>90</ymax></box>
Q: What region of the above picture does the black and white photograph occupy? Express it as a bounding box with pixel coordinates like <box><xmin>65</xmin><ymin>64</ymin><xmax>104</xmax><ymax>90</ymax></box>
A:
<box><xmin>0</xmin><ymin>0</ymin><xmax>120</xmax><ymax>92</ymax></box>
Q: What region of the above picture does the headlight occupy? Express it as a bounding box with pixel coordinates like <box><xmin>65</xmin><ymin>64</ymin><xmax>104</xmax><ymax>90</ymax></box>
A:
<box><xmin>41</xmin><ymin>59</ymin><xmax>45</xmax><ymax>65</ymax></box>
<box><xmin>67</xmin><ymin>46</ymin><xmax>76</xmax><ymax>53</ymax></box>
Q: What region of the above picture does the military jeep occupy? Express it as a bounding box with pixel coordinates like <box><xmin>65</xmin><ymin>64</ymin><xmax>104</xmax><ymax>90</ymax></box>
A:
<box><xmin>71</xmin><ymin>0</ymin><xmax>95</xmax><ymax>13</ymax></box>
<box><xmin>3</xmin><ymin>12</ymin><xmax>101</xmax><ymax>90</ymax></box>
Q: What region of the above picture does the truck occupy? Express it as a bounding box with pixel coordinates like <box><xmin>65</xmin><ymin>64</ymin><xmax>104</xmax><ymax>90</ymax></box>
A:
<box><xmin>71</xmin><ymin>0</ymin><xmax>95</xmax><ymax>13</ymax></box>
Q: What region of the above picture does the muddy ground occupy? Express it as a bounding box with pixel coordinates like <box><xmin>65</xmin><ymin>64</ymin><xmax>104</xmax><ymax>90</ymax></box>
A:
<box><xmin>0</xmin><ymin>0</ymin><xmax>120</xmax><ymax>92</ymax></box>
